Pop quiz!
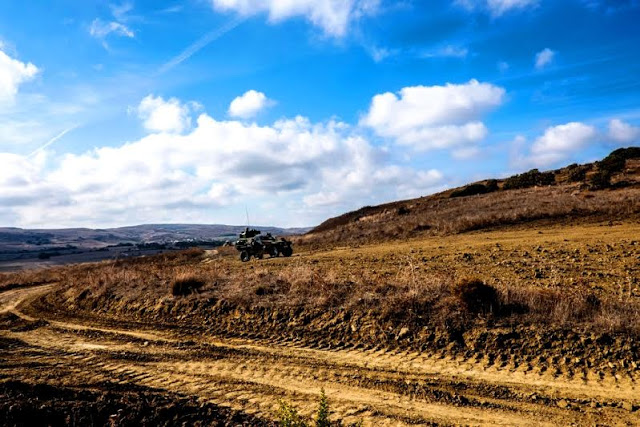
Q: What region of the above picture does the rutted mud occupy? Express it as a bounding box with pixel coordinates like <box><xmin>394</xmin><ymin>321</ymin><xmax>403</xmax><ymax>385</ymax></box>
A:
<box><xmin>1</xmin><ymin>283</ymin><xmax>639</xmax><ymax>426</ymax></box>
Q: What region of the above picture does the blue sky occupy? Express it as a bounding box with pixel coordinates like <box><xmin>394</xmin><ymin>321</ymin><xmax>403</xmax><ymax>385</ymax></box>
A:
<box><xmin>1</xmin><ymin>0</ymin><xmax>639</xmax><ymax>228</ymax></box>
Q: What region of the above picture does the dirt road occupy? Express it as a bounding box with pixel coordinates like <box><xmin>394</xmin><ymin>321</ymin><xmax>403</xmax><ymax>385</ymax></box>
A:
<box><xmin>1</xmin><ymin>284</ymin><xmax>638</xmax><ymax>426</ymax></box>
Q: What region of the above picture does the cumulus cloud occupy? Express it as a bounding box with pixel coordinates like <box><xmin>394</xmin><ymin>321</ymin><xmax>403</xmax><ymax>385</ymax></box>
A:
<box><xmin>361</xmin><ymin>79</ymin><xmax>505</xmax><ymax>153</ymax></box>
<box><xmin>528</xmin><ymin>122</ymin><xmax>597</xmax><ymax>166</ymax></box>
<box><xmin>456</xmin><ymin>0</ymin><xmax>539</xmax><ymax>16</ymax></box>
<box><xmin>535</xmin><ymin>48</ymin><xmax>555</xmax><ymax>69</ymax></box>
<box><xmin>210</xmin><ymin>0</ymin><xmax>380</xmax><ymax>37</ymax></box>
<box><xmin>0</xmin><ymin>97</ymin><xmax>444</xmax><ymax>227</ymax></box>
<box><xmin>0</xmin><ymin>49</ymin><xmax>39</xmax><ymax>105</ymax></box>
<box><xmin>136</xmin><ymin>95</ymin><xmax>192</xmax><ymax>134</ymax></box>
<box><xmin>228</xmin><ymin>90</ymin><xmax>273</xmax><ymax>118</ymax></box>
<box><xmin>89</xmin><ymin>19</ymin><xmax>135</xmax><ymax>39</ymax></box>
<box><xmin>608</xmin><ymin>119</ymin><xmax>640</xmax><ymax>144</ymax></box>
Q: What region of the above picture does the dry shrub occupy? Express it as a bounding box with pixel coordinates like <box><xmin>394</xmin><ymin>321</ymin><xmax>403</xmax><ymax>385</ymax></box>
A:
<box><xmin>453</xmin><ymin>278</ymin><xmax>499</xmax><ymax>315</ymax></box>
<box><xmin>171</xmin><ymin>273</ymin><xmax>206</xmax><ymax>296</ymax></box>
<box><xmin>497</xmin><ymin>285</ymin><xmax>640</xmax><ymax>333</ymax></box>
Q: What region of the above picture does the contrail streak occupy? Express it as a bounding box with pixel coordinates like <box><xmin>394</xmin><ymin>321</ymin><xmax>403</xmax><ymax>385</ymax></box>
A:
<box><xmin>158</xmin><ymin>16</ymin><xmax>246</xmax><ymax>75</ymax></box>
<box><xmin>28</xmin><ymin>125</ymin><xmax>78</xmax><ymax>158</ymax></box>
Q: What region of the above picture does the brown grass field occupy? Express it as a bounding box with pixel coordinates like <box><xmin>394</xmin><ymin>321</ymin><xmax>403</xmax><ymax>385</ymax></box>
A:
<box><xmin>1</xmin><ymin>217</ymin><xmax>640</xmax><ymax>425</ymax></box>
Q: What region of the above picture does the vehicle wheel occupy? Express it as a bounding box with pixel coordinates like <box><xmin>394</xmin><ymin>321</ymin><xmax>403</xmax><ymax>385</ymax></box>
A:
<box><xmin>240</xmin><ymin>251</ymin><xmax>250</xmax><ymax>262</ymax></box>
<box><xmin>270</xmin><ymin>246</ymin><xmax>279</xmax><ymax>257</ymax></box>
<box><xmin>256</xmin><ymin>252</ymin><xmax>264</xmax><ymax>259</ymax></box>
<box><xmin>282</xmin><ymin>246</ymin><xmax>293</xmax><ymax>257</ymax></box>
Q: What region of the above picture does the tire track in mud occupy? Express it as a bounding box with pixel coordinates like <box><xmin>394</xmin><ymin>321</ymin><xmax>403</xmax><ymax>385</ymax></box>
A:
<box><xmin>1</xmin><ymin>285</ymin><xmax>639</xmax><ymax>426</ymax></box>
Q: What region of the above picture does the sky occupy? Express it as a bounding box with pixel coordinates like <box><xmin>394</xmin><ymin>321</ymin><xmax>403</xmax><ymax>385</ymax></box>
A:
<box><xmin>1</xmin><ymin>0</ymin><xmax>639</xmax><ymax>229</ymax></box>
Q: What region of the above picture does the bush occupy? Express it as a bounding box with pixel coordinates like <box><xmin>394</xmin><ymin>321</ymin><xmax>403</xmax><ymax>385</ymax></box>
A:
<box><xmin>171</xmin><ymin>274</ymin><xmax>206</xmax><ymax>296</ymax></box>
<box><xmin>503</xmin><ymin>169</ymin><xmax>556</xmax><ymax>190</ymax></box>
<box><xmin>397</xmin><ymin>206</ymin><xmax>410</xmax><ymax>215</ymax></box>
<box><xmin>599</xmin><ymin>147</ymin><xmax>640</xmax><ymax>175</ymax></box>
<box><xmin>450</xmin><ymin>183</ymin><xmax>495</xmax><ymax>198</ymax></box>
<box><xmin>278</xmin><ymin>400</ymin><xmax>307</xmax><ymax>427</ymax></box>
<box><xmin>567</xmin><ymin>164</ymin><xmax>588</xmax><ymax>182</ymax></box>
<box><xmin>485</xmin><ymin>179</ymin><xmax>499</xmax><ymax>192</ymax></box>
<box><xmin>453</xmin><ymin>278</ymin><xmax>499</xmax><ymax>315</ymax></box>
<box><xmin>315</xmin><ymin>389</ymin><xmax>330</xmax><ymax>427</ymax></box>
<box><xmin>589</xmin><ymin>170</ymin><xmax>611</xmax><ymax>190</ymax></box>
<box><xmin>277</xmin><ymin>390</ymin><xmax>332</xmax><ymax>427</ymax></box>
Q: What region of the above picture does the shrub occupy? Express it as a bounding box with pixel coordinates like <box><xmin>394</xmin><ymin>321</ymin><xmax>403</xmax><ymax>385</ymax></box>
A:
<box><xmin>450</xmin><ymin>183</ymin><xmax>492</xmax><ymax>198</ymax></box>
<box><xmin>485</xmin><ymin>179</ymin><xmax>499</xmax><ymax>192</ymax></box>
<box><xmin>453</xmin><ymin>278</ymin><xmax>499</xmax><ymax>315</ymax></box>
<box><xmin>503</xmin><ymin>169</ymin><xmax>556</xmax><ymax>190</ymax></box>
<box><xmin>567</xmin><ymin>164</ymin><xmax>588</xmax><ymax>182</ymax></box>
<box><xmin>599</xmin><ymin>147</ymin><xmax>640</xmax><ymax>175</ymax></box>
<box><xmin>589</xmin><ymin>170</ymin><xmax>611</xmax><ymax>190</ymax></box>
<box><xmin>171</xmin><ymin>273</ymin><xmax>206</xmax><ymax>296</ymax></box>
<box><xmin>278</xmin><ymin>400</ymin><xmax>307</xmax><ymax>427</ymax></box>
<box><xmin>397</xmin><ymin>206</ymin><xmax>410</xmax><ymax>215</ymax></box>
<box><xmin>315</xmin><ymin>389</ymin><xmax>330</xmax><ymax>427</ymax></box>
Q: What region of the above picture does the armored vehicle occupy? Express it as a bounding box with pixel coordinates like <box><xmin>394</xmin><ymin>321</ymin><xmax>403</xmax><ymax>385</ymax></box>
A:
<box><xmin>235</xmin><ymin>228</ymin><xmax>293</xmax><ymax>262</ymax></box>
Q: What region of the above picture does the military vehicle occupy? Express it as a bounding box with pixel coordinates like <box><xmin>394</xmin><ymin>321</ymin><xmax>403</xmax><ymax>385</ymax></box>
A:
<box><xmin>234</xmin><ymin>228</ymin><xmax>293</xmax><ymax>262</ymax></box>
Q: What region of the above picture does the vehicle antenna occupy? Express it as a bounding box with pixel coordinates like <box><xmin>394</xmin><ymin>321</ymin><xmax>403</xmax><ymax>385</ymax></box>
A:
<box><xmin>245</xmin><ymin>205</ymin><xmax>250</xmax><ymax>228</ymax></box>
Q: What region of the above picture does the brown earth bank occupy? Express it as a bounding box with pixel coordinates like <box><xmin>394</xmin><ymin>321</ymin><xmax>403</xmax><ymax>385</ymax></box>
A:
<box><xmin>1</xmin><ymin>220</ymin><xmax>639</xmax><ymax>425</ymax></box>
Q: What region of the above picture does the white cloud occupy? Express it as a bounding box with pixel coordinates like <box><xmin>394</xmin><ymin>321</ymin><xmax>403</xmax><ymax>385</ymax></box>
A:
<box><xmin>367</xmin><ymin>45</ymin><xmax>395</xmax><ymax>62</ymax></box>
<box><xmin>361</xmin><ymin>79</ymin><xmax>505</xmax><ymax>153</ymax></box>
<box><xmin>210</xmin><ymin>0</ymin><xmax>380</xmax><ymax>37</ymax></box>
<box><xmin>422</xmin><ymin>45</ymin><xmax>469</xmax><ymax>58</ymax></box>
<box><xmin>0</xmin><ymin>97</ymin><xmax>444</xmax><ymax>227</ymax></box>
<box><xmin>608</xmin><ymin>119</ymin><xmax>640</xmax><ymax>144</ymax></box>
<box><xmin>89</xmin><ymin>19</ymin><xmax>135</xmax><ymax>39</ymax></box>
<box><xmin>0</xmin><ymin>50</ymin><xmax>39</xmax><ymax>105</ymax></box>
<box><xmin>456</xmin><ymin>0</ymin><xmax>539</xmax><ymax>16</ymax></box>
<box><xmin>529</xmin><ymin>122</ymin><xmax>597</xmax><ymax>166</ymax></box>
<box><xmin>535</xmin><ymin>48</ymin><xmax>555</xmax><ymax>70</ymax></box>
<box><xmin>137</xmin><ymin>95</ymin><xmax>192</xmax><ymax>134</ymax></box>
<box><xmin>228</xmin><ymin>90</ymin><xmax>273</xmax><ymax>119</ymax></box>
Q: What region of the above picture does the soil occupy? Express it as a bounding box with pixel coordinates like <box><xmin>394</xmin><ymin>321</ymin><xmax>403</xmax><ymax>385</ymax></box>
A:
<box><xmin>0</xmin><ymin>381</ymin><xmax>270</xmax><ymax>427</ymax></box>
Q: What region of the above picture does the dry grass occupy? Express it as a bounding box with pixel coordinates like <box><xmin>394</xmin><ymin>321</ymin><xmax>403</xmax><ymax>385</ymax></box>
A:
<box><xmin>300</xmin><ymin>182</ymin><xmax>640</xmax><ymax>249</ymax></box>
<box><xmin>6</xmin><ymin>222</ymin><xmax>639</xmax><ymax>336</ymax></box>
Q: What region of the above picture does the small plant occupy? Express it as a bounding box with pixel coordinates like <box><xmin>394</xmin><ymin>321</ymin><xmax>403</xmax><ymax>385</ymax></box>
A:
<box><xmin>315</xmin><ymin>388</ymin><xmax>330</xmax><ymax>427</ymax></box>
<box><xmin>278</xmin><ymin>400</ymin><xmax>308</xmax><ymax>427</ymax></box>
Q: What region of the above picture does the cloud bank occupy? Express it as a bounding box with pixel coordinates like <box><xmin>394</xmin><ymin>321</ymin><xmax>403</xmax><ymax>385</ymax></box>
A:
<box><xmin>0</xmin><ymin>93</ymin><xmax>445</xmax><ymax>227</ymax></box>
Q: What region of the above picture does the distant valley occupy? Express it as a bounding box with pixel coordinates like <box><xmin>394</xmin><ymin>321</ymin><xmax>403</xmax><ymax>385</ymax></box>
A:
<box><xmin>0</xmin><ymin>224</ymin><xmax>310</xmax><ymax>271</ymax></box>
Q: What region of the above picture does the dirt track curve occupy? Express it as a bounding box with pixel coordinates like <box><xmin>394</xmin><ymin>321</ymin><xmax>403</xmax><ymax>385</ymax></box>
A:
<box><xmin>1</xmin><ymin>284</ymin><xmax>639</xmax><ymax>426</ymax></box>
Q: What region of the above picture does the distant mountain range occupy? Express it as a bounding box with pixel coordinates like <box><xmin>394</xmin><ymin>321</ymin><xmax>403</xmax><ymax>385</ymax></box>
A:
<box><xmin>0</xmin><ymin>224</ymin><xmax>311</xmax><ymax>252</ymax></box>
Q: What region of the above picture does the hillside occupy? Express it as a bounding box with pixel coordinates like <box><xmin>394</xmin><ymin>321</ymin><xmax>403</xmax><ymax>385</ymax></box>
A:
<box><xmin>300</xmin><ymin>147</ymin><xmax>640</xmax><ymax>247</ymax></box>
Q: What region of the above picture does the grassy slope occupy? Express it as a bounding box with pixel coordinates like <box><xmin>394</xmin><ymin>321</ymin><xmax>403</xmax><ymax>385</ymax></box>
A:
<box><xmin>299</xmin><ymin>154</ymin><xmax>640</xmax><ymax>248</ymax></box>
